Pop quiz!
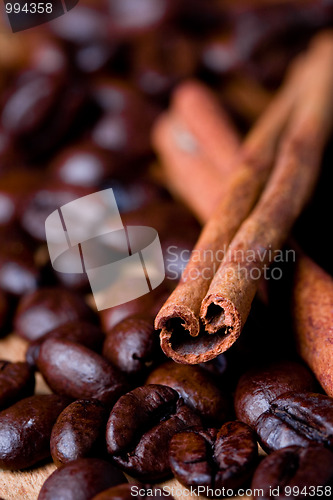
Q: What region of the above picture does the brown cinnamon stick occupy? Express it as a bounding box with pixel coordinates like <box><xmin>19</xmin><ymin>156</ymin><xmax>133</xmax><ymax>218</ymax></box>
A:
<box><xmin>154</xmin><ymin>52</ymin><xmax>307</xmax><ymax>363</ymax></box>
<box><xmin>293</xmin><ymin>252</ymin><xmax>333</xmax><ymax>397</ymax></box>
<box><xmin>200</xmin><ymin>31</ymin><xmax>333</xmax><ymax>355</ymax></box>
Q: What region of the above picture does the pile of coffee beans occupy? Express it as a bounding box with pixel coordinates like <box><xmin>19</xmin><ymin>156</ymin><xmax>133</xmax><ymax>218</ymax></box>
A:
<box><xmin>1</xmin><ymin>1</ymin><xmax>333</xmax><ymax>499</ymax></box>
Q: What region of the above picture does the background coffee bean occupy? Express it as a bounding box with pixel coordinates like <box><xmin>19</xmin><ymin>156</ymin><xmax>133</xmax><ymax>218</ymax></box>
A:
<box><xmin>147</xmin><ymin>361</ymin><xmax>231</xmax><ymax>425</ymax></box>
<box><xmin>170</xmin><ymin>421</ymin><xmax>258</xmax><ymax>492</ymax></box>
<box><xmin>106</xmin><ymin>384</ymin><xmax>201</xmax><ymax>481</ymax></box>
<box><xmin>0</xmin><ymin>360</ymin><xmax>35</xmax><ymax>410</ymax></box>
<box><xmin>255</xmin><ymin>391</ymin><xmax>333</xmax><ymax>452</ymax></box>
<box><xmin>38</xmin><ymin>458</ymin><xmax>126</xmax><ymax>500</ymax></box>
<box><xmin>38</xmin><ymin>338</ymin><xmax>128</xmax><ymax>407</ymax></box>
<box><xmin>252</xmin><ymin>445</ymin><xmax>333</xmax><ymax>500</ymax></box>
<box><xmin>26</xmin><ymin>321</ymin><xmax>105</xmax><ymax>369</ymax></box>
<box><xmin>51</xmin><ymin>399</ymin><xmax>108</xmax><ymax>467</ymax></box>
<box><xmin>103</xmin><ymin>315</ymin><xmax>160</xmax><ymax>377</ymax></box>
<box><xmin>92</xmin><ymin>484</ymin><xmax>133</xmax><ymax>500</ymax></box>
<box><xmin>234</xmin><ymin>360</ymin><xmax>317</xmax><ymax>427</ymax></box>
<box><xmin>0</xmin><ymin>394</ymin><xmax>70</xmax><ymax>470</ymax></box>
<box><xmin>14</xmin><ymin>287</ymin><xmax>95</xmax><ymax>341</ymax></box>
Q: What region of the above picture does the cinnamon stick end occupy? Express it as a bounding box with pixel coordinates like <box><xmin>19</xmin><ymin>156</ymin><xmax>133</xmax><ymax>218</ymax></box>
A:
<box><xmin>201</xmin><ymin>295</ymin><xmax>242</xmax><ymax>351</ymax></box>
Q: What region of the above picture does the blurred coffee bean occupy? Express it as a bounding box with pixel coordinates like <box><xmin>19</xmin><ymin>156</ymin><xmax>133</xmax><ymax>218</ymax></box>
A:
<box><xmin>0</xmin><ymin>169</ymin><xmax>41</xmax><ymax>228</ymax></box>
<box><xmin>26</xmin><ymin>321</ymin><xmax>105</xmax><ymax>368</ymax></box>
<box><xmin>51</xmin><ymin>399</ymin><xmax>108</xmax><ymax>467</ymax></box>
<box><xmin>50</xmin><ymin>141</ymin><xmax>114</xmax><ymax>188</ymax></box>
<box><xmin>37</xmin><ymin>338</ymin><xmax>128</xmax><ymax>407</ymax></box>
<box><xmin>147</xmin><ymin>361</ymin><xmax>231</xmax><ymax>425</ymax></box>
<box><xmin>74</xmin><ymin>42</ymin><xmax>118</xmax><ymax>74</ymax></box>
<box><xmin>170</xmin><ymin>422</ymin><xmax>258</xmax><ymax>491</ymax></box>
<box><xmin>27</xmin><ymin>37</ymin><xmax>68</xmax><ymax>80</ymax></box>
<box><xmin>21</xmin><ymin>182</ymin><xmax>92</xmax><ymax>241</ymax></box>
<box><xmin>0</xmin><ymin>360</ymin><xmax>35</xmax><ymax>410</ymax></box>
<box><xmin>234</xmin><ymin>360</ymin><xmax>317</xmax><ymax>428</ymax></box>
<box><xmin>201</xmin><ymin>31</ymin><xmax>240</xmax><ymax>76</ymax></box>
<box><xmin>0</xmin><ymin>290</ymin><xmax>9</xmax><ymax>331</ymax></box>
<box><xmin>132</xmin><ymin>30</ymin><xmax>197</xmax><ymax>100</ymax></box>
<box><xmin>106</xmin><ymin>0</ymin><xmax>179</xmax><ymax>38</ymax></box>
<box><xmin>0</xmin><ymin>227</ymin><xmax>40</xmax><ymax>297</ymax></box>
<box><xmin>252</xmin><ymin>445</ymin><xmax>333</xmax><ymax>500</ymax></box>
<box><xmin>106</xmin><ymin>384</ymin><xmax>201</xmax><ymax>481</ymax></box>
<box><xmin>38</xmin><ymin>458</ymin><xmax>126</xmax><ymax>500</ymax></box>
<box><xmin>103</xmin><ymin>315</ymin><xmax>160</xmax><ymax>377</ymax></box>
<box><xmin>0</xmin><ymin>128</ymin><xmax>20</xmax><ymax>174</ymax></box>
<box><xmin>0</xmin><ymin>394</ymin><xmax>70</xmax><ymax>470</ymax></box>
<box><xmin>256</xmin><ymin>392</ymin><xmax>333</xmax><ymax>452</ymax></box>
<box><xmin>90</xmin><ymin>78</ymin><xmax>137</xmax><ymax>114</ymax></box>
<box><xmin>14</xmin><ymin>287</ymin><xmax>95</xmax><ymax>341</ymax></box>
<box><xmin>106</xmin><ymin>178</ymin><xmax>168</xmax><ymax>214</ymax></box>
<box><xmin>100</xmin><ymin>282</ymin><xmax>170</xmax><ymax>332</ymax></box>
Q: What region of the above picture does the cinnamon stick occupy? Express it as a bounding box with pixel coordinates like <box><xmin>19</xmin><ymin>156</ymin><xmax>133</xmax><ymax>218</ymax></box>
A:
<box><xmin>200</xmin><ymin>31</ymin><xmax>333</xmax><ymax>355</ymax></box>
<box><xmin>154</xmin><ymin>52</ymin><xmax>307</xmax><ymax>364</ymax></box>
<box><xmin>293</xmin><ymin>252</ymin><xmax>333</xmax><ymax>397</ymax></box>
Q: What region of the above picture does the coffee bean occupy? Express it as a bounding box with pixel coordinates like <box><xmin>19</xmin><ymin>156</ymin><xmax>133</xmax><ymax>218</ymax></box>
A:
<box><xmin>26</xmin><ymin>321</ymin><xmax>105</xmax><ymax>368</ymax></box>
<box><xmin>51</xmin><ymin>399</ymin><xmax>108</xmax><ymax>467</ymax></box>
<box><xmin>0</xmin><ymin>360</ymin><xmax>35</xmax><ymax>410</ymax></box>
<box><xmin>105</xmin><ymin>178</ymin><xmax>168</xmax><ymax>214</ymax></box>
<box><xmin>0</xmin><ymin>394</ymin><xmax>70</xmax><ymax>470</ymax></box>
<box><xmin>255</xmin><ymin>392</ymin><xmax>333</xmax><ymax>452</ymax></box>
<box><xmin>147</xmin><ymin>361</ymin><xmax>231</xmax><ymax>425</ymax></box>
<box><xmin>103</xmin><ymin>315</ymin><xmax>160</xmax><ymax>377</ymax></box>
<box><xmin>14</xmin><ymin>287</ymin><xmax>95</xmax><ymax>341</ymax></box>
<box><xmin>92</xmin><ymin>484</ymin><xmax>133</xmax><ymax>500</ymax></box>
<box><xmin>252</xmin><ymin>445</ymin><xmax>333</xmax><ymax>500</ymax></box>
<box><xmin>37</xmin><ymin>338</ymin><xmax>128</xmax><ymax>407</ymax></box>
<box><xmin>106</xmin><ymin>384</ymin><xmax>201</xmax><ymax>481</ymax></box>
<box><xmin>199</xmin><ymin>353</ymin><xmax>227</xmax><ymax>379</ymax></box>
<box><xmin>170</xmin><ymin>421</ymin><xmax>258</xmax><ymax>492</ymax></box>
<box><xmin>234</xmin><ymin>361</ymin><xmax>317</xmax><ymax>428</ymax></box>
<box><xmin>38</xmin><ymin>458</ymin><xmax>126</xmax><ymax>500</ymax></box>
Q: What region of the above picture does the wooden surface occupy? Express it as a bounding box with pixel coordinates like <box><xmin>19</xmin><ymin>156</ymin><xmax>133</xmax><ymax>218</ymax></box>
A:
<box><xmin>0</xmin><ymin>334</ymin><xmax>251</xmax><ymax>500</ymax></box>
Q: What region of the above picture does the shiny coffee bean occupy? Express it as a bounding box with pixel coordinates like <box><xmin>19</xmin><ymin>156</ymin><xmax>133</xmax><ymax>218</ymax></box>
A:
<box><xmin>147</xmin><ymin>361</ymin><xmax>231</xmax><ymax>425</ymax></box>
<box><xmin>50</xmin><ymin>141</ymin><xmax>114</xmax><ymax>188</ymax></box>
<box><xmin>106</xmin><ymin>384</ymin><xmax>201</xmax><ymax>481</ymax></box>
<box><xmin>38</xmin><ymin>338</ymin><xmax>128</xmax><ymax>407</ymax></box>
<box><xmin>0</xmin><ymin>394</ymin><xmax>70</xmax><ymax>470</ymax></box>
<box><xmin>26</xmin><ymin>321</ymin><xmax>105</xmax><ymax>368</ymax></box>
<box><xmin>51</xmin><ymin>399</ymin><xmax>108</xmax><ymax>467</ymax></box>
<box><xmin>21</xmin><ymin>183</ymin><xmax>92</xmax><ymax>241</ymax></box>
<box><xmin>14</xmin><ymin>287</ymin><xmax>95</xmax><ymax>341</ymax></box>
<box><xmin>103</xmin><ymin>315</ymin><xmax>160</xmax><ymax>377</ymax></box>
<box><xmin>38</xmin><ymin>458</ymin><xmax>126</xmax><ymax>500</ymax></box>
<box><xmin>0</xmin><ymin>227</ymin><xmax>39</xmax><ymax>297</ymax></box>
<box><xmin>234</xmin><ymin>360</ymin><xmax>317</xmax><ymax>428</ymax></box>
<box><xmin>92</xmin><ymin>484</ymin><xmax>133</xmax><ymax>500</ymax></box>
<box><xmin>0</xmin><ymin>360</ymin><xmax>35</xmax><ymax>410</ymax></box>
<box><xmin>199</xmin><ymin>353</ymin><xmax>228</xmax><ymax>379</ymax></box>
<box><xmin>170</xmin><ymin>422</ymin><xmax>258</xmax><ymax>492</ymax></box>
<box><xmin>252</xmin><ymin>445</ymin><xmax>333</xmax><ymax>500</ymax></box>
<box><xmin>256</xmin><ymin>392</ymin><xmax>333</xmax><ymax>452</ymax></box>
<box><xmin>100</xmin><ymin>283</ymin><xmax>170</xmax><ymax>331</ymax></box>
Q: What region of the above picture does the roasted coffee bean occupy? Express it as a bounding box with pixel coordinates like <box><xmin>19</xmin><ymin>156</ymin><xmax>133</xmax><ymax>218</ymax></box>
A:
<box><xmin>234</xmin><ymin>360</ymin><xmax>317</xmax><ymax>428</ymax></box>
<box><xmin>38</xmin><ymin>338</ymin><xmax>128</xmax><ymax>407</ymax></box>
<box><xmin>252</xmin><ymin>445</ymin><xmax>333</xmax><ymax>500</ymax></box>
<box><xmin>38</xmin><ymin>458</ymin><xmax>126</xmax><ymax>500</ymax></box>
<box><xmin>0</xmin><ymin>394</ymin><xmax>70</xmax><ymax>470</ymax></box>
<box><xmin>106</xmin><ymin>178</ymin><xmax>168</xmax><ymax>214</ymax></box>
<box><xmin>170</xmin><ymin>421</ymin><xmax>258</xmax><ymax>492</ymax></box>
<box><xmin>147</xmin><ymin>361</ymin><xmax>231</xmax><ymax>425</ymax></box>
<box><xmin>0</xmin><ymin>227</ymin><xmax>39</xmax><ymax>297</ymax></box>
<box><xmin>255</xmin><ymin>392</ymin><xmax>333</xmax><ymax>452</ymax></box>
<box><xmin>14</xmin><ymin>287</ymin><xmax>95</xmax><ymax>341</ymax></box>
<box><xmin>51</xmin><ymin>399</ymin><xmax>108</xmax><ymax>467</ymax></box>
<box><xmin>106</xmin><ymin>384</ymin><xmax>201</xmax><ymax>481</ymax></box>
<box><xmin>0</xmin><ymin>360</ymin><xmax>35</xmax><ymax>410</ymax></box>
<box><xmin>199</xmin><ymin>353</ymin><xmax>227</xmax><ymax>379</ymax></box>
<box><xmin>103</xmin><ymin>315</ymin><xmax>160</xmax><ymax>377</ymax></box>
<box><xmin>50</xmin><ymin>141</ymin><xmax>113</xmax><ymax>188</ymax></box>
<box><xmin>20</xmin><ymin>183</ymin><xmax>92</xmax><ymax>241</ymax></box>
<box><xmin>26</xmin><ymin>321</ymin><xmax>105</xmax><ymax>368</ymax></box>
<box><xmin>100</xmin><ymin>283</ymin><xmax>170</xmax><ymax>332</ymax></box>
<box><xmin>92</xmin><ymin>484</ymin><xmax>171</xmax><ymax>500</ymax></box>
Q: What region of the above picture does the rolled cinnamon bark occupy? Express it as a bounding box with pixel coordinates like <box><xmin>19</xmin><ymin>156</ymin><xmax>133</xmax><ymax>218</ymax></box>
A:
<box><xmin>200</xmin><ymin>32</ymin><xmax>333</xmax><ymax>355</ymax></box>
<box><xmin>154</xmin><ymin>52</ymin><xmax>308</xmax><ymax>363</ymax></box>
<box><xmin>293</xmin><ymin>252</ymin><xmax>333</xmax><ymax>397</ymax></box>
